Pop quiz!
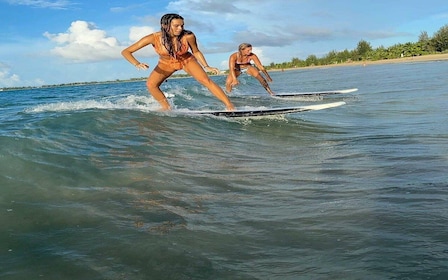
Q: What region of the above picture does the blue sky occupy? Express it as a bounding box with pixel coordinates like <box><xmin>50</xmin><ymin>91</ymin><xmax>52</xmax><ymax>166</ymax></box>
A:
<box><xmin>1</xmin><ymin>0</ymin><xmax>447</xmax><ymax>87</ymax></box>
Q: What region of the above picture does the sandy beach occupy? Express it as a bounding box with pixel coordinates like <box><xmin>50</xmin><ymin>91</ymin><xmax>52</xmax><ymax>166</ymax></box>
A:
<box><xmin>282</xmin><ymin>52</ymin><xmax>448</xmax><ymax>71</ymax></box>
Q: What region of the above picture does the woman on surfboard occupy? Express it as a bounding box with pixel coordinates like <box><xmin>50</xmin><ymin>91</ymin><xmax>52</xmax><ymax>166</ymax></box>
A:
<box><xmin>121</xmin><ymin>13</ymin><xmax>235</xmax><ymax>111</ymax></box>
<box><xmin>225</xmin><ymin>43</ymin><xmax>274</xmax><ymax>95</ymax></box>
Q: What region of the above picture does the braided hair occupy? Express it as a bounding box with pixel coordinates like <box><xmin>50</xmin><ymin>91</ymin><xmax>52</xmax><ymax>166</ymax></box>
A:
<box><xmin>160</xmin><ymin>13</ymin><xmax>192</xmax><ymax>58</ymax></box>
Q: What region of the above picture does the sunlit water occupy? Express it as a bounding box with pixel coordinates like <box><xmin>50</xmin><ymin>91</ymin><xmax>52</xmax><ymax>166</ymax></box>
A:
<box><xmin>1</xmin><ymin>61</ymin><xmax>447</xmax><ymax>279</ymax></box>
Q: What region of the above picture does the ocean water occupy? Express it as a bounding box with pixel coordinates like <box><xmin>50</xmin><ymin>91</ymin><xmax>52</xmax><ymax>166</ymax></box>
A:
<box><xmin>1</xmin><ymin>61</ymin><xmax>447</xmax><ymax>280</ymax></box>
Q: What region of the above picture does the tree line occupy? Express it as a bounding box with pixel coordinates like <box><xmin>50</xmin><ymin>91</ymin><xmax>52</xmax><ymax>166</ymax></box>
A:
<box><xmin>267</xmin><ymin>24</ymin><xmax>448</xmax><ymax>69</ymax></box>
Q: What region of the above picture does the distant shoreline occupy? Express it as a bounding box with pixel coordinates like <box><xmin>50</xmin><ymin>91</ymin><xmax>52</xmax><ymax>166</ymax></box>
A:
<box><xmin>272</xmin><ymin>53</ymin><xmax>448</xmax><ymax>72</ymax></box>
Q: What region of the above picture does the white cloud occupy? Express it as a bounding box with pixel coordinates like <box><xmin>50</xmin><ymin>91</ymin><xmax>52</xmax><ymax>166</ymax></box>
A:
<box><xmin>123</xmin><ymin>26</ymin><xmax>157</xmax><ymax>57</ymax></box>
<box><xmin>4</xmin><ymin>0</ymin><xmax>74</xmax><ymax>9</ymax></box>
<box><xmin>251</xmin><ymin>46</ymin><xmax>271</xmax><ymax>64</ymax></box>
<box><xmin>0</xmin><ymin>63</ymin><xmax>47</xmax><ymax>87</ymax></box>
<box><xmin>167</xmin><ymin>0</ymin><xmax>246</xmax><ymax>15</ymax></box>
<box><xmin>129</xmin><ymin>26</ymin><xmax>155</xmax><ymax>42</ymax></box>
<box><xmin>110</xmin><ymin>3</ymin><xmax>149</xmax><ymax>13</ymax></box>
<box><xmin>43</xmin><ymin>21</ymin><xmax>159</xmax><ymax>62</ymax></box>
<box><xmin>0</xmin><ymin>68</ymin><xmax>21</xmax><ymax>87</ymax></box>
<box><xmin>44</xmin><ymin>21</ymin><xmax>123</xmax><ymax>62</ymax></box>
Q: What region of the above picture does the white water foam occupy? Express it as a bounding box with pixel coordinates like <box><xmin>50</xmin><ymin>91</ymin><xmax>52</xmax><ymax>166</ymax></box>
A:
<box><xmin>25</xmin><ymin>95</ymin><xmax>160</xmax><ymax>113</ymax></box>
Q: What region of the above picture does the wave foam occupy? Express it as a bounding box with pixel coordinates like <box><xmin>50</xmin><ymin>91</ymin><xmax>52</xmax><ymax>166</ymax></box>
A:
<box><xmin>25</xmin><ymin>95</ymin><xmax>160</xmax><ymax>113</ymax></box>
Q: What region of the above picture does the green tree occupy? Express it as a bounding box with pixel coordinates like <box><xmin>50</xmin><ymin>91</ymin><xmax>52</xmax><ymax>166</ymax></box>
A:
<box><xmin>372</xmin><ymin>46</ymin><xmax>387</xmax><ymax>60</ymax></box>
<box><xmin>337</xmin><ymin>49</ymin><xmax>352</xmax><ymax>63</ymax></box>
<box><xmin>356</xmin><ymin>40</ymin><xmax>373</xmax><ymax>58</ymax></box>
<box><xmin>418</xmin><ymin>31</ymin><xmax>435</xmax><ymax>53</ymax></box>
<box><xmin>322</xmin><ymin>50</ymin><xmax>339</xmax><ymax>64</ymax></box>
<box><xmin>419</xmin><ymin>31</ymin><xmax>430</xmax><ymax>43</ymax></box>
<box><xmin>305</xmin><ymin>54</ymin><xmax>319</xmax><ymax>66</ymax></box>
<box><xmin>291</xmin><ymin>57</ymin><xmax>302</xmax><ymax>67</ymax></box>
<box><xmin>266</xmin><ymin>23</ymin><xmax>447</xmax><ymax>70</ymax></box>
<box><xmin>431</xmin><ymin>24</ymin><xmax>448</xmax><ymax>52</ymax></box>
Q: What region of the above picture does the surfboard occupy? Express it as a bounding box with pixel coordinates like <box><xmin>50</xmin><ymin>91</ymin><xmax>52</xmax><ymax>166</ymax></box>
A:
<box><xmin>273</xmin><ymin>88</ymin><xmax>358</xmax><ymax>98</ymax></box>
<box><xmin>185</xmin><ymin>101</ymin><xmax>346</xmax><ymax>118</ymax></box>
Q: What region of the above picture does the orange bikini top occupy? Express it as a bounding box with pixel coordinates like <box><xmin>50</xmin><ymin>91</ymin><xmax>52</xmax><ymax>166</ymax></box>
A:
<box><xmin>153</xmin><ymin>32</ymin><xmax>190</xmax><ymax>59</ymax></box>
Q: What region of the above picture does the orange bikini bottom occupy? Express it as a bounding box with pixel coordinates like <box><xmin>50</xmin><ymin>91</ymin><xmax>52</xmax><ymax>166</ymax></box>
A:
<box><xmin>158</xmin><ymin>53</ymin><xmax>195</xmax><ymax>70</ymax></box>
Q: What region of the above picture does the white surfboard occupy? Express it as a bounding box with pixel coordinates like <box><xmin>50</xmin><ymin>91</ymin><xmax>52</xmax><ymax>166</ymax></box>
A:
<box><xmin>274</xmin><ymin>88</ymin><xmax>358</xmax><ymax>98</ymax></box>
<box><xmin>185</xmin><ymin>101</ymin><xmax>346</xmax><ymax>118</ymax></box>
